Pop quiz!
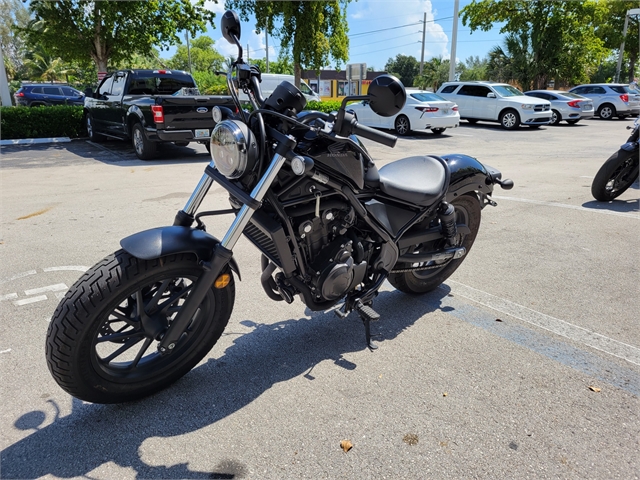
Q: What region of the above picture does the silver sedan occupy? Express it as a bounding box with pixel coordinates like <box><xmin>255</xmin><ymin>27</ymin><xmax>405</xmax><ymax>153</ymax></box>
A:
<box><xmin>524</xmin><ymin>90</ymin><xmax>594</xmax><ymax>125</ymax></box>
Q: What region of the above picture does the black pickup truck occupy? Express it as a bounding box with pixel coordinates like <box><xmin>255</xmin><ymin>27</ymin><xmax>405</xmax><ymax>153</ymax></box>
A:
<box><xmin>84</xmin><ymin>69</ymin><xmax>234</xmax><ymax>159</ymax></box>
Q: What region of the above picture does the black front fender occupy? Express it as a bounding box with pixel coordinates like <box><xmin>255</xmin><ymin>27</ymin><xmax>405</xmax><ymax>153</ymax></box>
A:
<box><xmin>442</xmin><ymin>153</ymin><xmax>494</xmax><ymax>203</ymax></box>
<box><xmin>120</xmin><ymin>226</ymin><xmax>241</xmax><ymax>280</ymax></box>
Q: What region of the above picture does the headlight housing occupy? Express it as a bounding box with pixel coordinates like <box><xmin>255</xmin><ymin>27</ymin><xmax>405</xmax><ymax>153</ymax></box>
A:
<box><xmin>210</xmin><ymin>120</ymin><xmax>258</xmax><ymax>179</ymax></box>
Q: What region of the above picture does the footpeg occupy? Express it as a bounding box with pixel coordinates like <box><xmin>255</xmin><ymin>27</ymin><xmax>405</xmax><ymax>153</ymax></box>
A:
<box><xmin>355</xmin><ymin>301</ymin><xmax>380</xmax><ymax>351</ymax></box>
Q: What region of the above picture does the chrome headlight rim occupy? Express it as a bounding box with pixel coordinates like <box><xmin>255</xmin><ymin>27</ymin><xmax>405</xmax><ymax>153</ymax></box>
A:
<box><xmin>210</xmin><ymin>119</ymin><xmax>256</xmax><ymax>179</ymax></box>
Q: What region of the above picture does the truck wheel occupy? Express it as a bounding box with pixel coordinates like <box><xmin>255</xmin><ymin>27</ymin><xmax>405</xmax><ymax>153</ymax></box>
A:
<box><xmin>86</xmin><ymin>114</ymin><xmax>105</xmax><ymax>142</ymax></box>
<box><xmin>132</xmin><ymin>123</ymin><xmax>157</xmax><ymax>160</ymax></box>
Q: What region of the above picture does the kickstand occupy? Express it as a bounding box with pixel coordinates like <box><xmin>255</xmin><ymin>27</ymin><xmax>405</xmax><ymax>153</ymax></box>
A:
<box><xmin>363</xmin><ymin>318</ymin><xmax>378</xmax><ymax>351</ymax></box>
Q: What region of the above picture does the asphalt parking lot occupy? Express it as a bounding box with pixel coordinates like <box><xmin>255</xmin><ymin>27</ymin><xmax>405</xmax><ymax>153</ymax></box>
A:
<box><xmin>1</xmin><ymin>117</ymin><xmax>638</xmax><ymax>479</ymax></box>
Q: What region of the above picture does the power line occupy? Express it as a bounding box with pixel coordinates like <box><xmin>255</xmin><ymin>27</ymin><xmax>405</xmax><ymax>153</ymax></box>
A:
<box><xmin>349</xmin><ymin>16</ymin><xmax>453</xmax><ymax>38</ymax></box>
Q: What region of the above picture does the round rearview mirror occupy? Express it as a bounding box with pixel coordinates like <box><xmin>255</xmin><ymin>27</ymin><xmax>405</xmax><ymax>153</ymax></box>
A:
<box><xmin>221</xmin><ymin>10</ymin><xmax>241</xmax><ymax>44</ymax></box>
<box><xmin>367</xmin><ymin>74</ymin><xmax>406</xmax><ymax>117</ymax></box>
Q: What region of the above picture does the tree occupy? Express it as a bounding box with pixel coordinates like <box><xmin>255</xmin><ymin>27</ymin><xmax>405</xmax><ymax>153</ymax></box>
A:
<box><xmin>24</xmin><ymin>1</ymin><xmax>216</xmax><ymax>74</ymax></box>
<box><xmin>459</xmin><ymin>55</ymin><xmax>488</xmax><ymax>81</ymax></box>
<box><xmin>593</xmin><ymin>1</ymin><xmax>639</xmax><ymax>82</ymax></box>
<box><xmin>0</xmin><ymin>0</ymin><xmax>30</xmax><ymax>80</ymax></box>
<box><xmin>167</xmin><ymin>36</ymin><xmax>225</xmax><ymax>73</ymax></box>
<box><xmin>226</xmin><ymin>0</ymin><xmax>351</xmax><ymax>87</ymax></box>
<box><xmin>461</xmin><ymin>0</ymin><xmax>607</xmax><ymax>89</ymax></box>
<box><xmin>384</xmin><ymin>54</ymin><xmax>419</xmax><ymax>87</ymax></box>
<box><xmin>252</xmin><ymin>56</ymin><xmax>295</xmax><ymax>75</ymax></box>
<box><xmin>23</xmin><ymin>45</ymin><xmax>74</xmax><ymax>83</ymax></box>
<box><xmin>414</xmin><ymin>56</ymin><xmax>450</xmax><ymax>91</ymax></box>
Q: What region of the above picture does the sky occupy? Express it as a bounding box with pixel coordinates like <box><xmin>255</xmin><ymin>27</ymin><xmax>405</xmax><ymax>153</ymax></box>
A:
<box><xmin>162</xmin><ymin>0</ymin><xmax>506</xmax><ymax>71</ymax></box>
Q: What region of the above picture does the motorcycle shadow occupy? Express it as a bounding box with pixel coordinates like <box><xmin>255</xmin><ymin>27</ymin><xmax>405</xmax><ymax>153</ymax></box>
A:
<box><xmin>1</xmin><ymin>285</ymin><xmax>451</xmax><ymax>479</ymax></box>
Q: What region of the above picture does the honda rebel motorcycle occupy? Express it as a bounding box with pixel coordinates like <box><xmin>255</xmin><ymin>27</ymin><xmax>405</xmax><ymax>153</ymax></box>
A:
<box><xmin>591</xmin><ymin>116</ymin><xmax>639</xmax><ymax>201</ymax></box>
<box><xmin>45</xmin><ymin>11</ymin><xmax>513</xmax><ymax>404</ymax></box>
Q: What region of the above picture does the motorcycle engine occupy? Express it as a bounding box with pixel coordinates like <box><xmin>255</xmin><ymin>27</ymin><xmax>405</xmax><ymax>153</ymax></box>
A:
<box><xmin>295</xmin><ymin>206</ymin><xmax>365</xmax><ymax>302</ymax></box>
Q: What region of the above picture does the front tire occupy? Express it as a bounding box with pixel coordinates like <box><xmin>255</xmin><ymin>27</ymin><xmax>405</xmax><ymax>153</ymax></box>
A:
<box><xmin>591</xmin><ymin>149</ymin><xmax>639</xmax><ymax>201</ymax></box>
<box><xmin>45</xmin><ymin>250</ymin><xmax>235</xmax><ymax>403</ymax></box>
<box><xmin>394</xmin><ymin>115</ymin><xmax>411</xmax><ymax>135</ymax></box>
<box><xmin>132</xmin><ymin>122</ymin><xmax>157</xmax><ymax>160</ymax></box>
<box><xmin>388</xmin><ymin>194</ymin><xmax>482</xmax><ymax>294</ymax></box>
<box><xmin>550</xmin><ymin>109</ymin><xmax>562</xmax><ymax>126</ymax></box>
<box><xmin>500</xmin><ymin>109</ymin><xmax>520</xmax><ymax>130</ymax></box>
<box><xmin>86</xmin><ymin>114</ymin><xmax>105</xmax><ymax>142</ymax></box>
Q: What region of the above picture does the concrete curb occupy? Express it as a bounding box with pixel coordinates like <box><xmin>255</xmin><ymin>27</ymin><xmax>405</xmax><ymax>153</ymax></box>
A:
<box><xmin>0</xmin><ymin>137</ymin><xmax>71</xmax><ymax>146</ymax></box>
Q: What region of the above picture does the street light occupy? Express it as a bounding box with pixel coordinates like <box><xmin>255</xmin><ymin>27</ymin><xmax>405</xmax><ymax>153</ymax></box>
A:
<box><xmin>615</xmin><ymin>8</ymin><xmax>640</xmax><ymax>83</ymax></box>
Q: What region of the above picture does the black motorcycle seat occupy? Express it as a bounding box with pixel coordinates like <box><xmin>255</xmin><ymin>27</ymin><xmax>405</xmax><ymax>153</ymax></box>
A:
<box><xmin>378</xmin><ymin>155</ymin><xmax>449</xmax><ymax>205</ymax></box>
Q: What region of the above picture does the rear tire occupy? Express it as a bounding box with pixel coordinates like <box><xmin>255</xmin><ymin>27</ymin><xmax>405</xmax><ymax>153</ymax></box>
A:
<box><xmin>388</xmin><ymin>194</ymin><xmax>482</xmax><ymax>294</ymax></box>
<box><xmin>394</xmin><ymin>115</ymin><xmax>411</xmax><ymax>135</ymax></box>
<box><xmin>132</xmin><ymin>122</ymin><xmax>157</xmax><ymax>160</ymax></box>
<box><xmin>597</xmin><ymin>104</ymin><xmax>616</xmax><ymax>120</ymax></box>
<box><xmin>45</xmin><ymin>250</ymin><xmax>235</xmax><ymax>403</ymax></box>
<box><xmin>591</xmin><ymin>149</ymin><xmax>639</xmax><ymax>201</ymax></box>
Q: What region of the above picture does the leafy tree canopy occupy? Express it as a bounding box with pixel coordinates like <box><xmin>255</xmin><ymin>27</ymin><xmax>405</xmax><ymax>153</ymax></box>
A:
<box><xmin>1</xmin><ymin>0</ymin><xmax>30</xmax><ymax>78</ymax></box>
<box><xmin>25</xmin><ymin>1</ymin><xmax>216</xmax><ymax>74</ymax></box>
<box><xmin>385</xmin><ymin>54</ymin><xmax>419</xmax><ymax>87</ymax></box>
<box><xmin>225</xmin><ymin>0</ymin><xmax>351</xmax><ymax>86</ymax></box>
<box><xmin>167</xmin><ymin>35</ymin><xmax>225</xmax><ymax>73</ymax></box>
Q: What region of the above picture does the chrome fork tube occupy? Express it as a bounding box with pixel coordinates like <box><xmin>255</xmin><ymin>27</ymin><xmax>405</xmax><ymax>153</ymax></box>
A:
<box><xmin>221</xmin><ymin>152</ymin><xmax>287</xmax><ymax>249</ymax></box>
<box><xmin>182</xmin><ymin>161</ymin><xmax>216</xmax><ymax>216</ymax></box>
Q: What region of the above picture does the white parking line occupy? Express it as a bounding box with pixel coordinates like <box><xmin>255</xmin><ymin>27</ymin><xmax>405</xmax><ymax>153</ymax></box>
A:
<box><xmin>0</xmin><ymin>293</ymin><xmax>18</xmax><ymax>302</ymax></box>
<box><xmin>24</xmin><ymin>283</ymin><xmax>68</xmax><ymax>296</ymax></box>
<box><xmin>13</xmin><ymin>295</ymin><xmax>48</xmax><ymax>306</ymax></box>
<box><xmin>493</xmin><ymin>195</ymin><xmax>639</xmax><ymax>218</ymax></box>
<box><xmin>445</xmin><ymin>280</ymin><xmax>640</xmax><ymax>366</ymax></box>
<box><xmin>0</xmin><ymin>270</ymin><xmax>37</xmax><ymax>285</ymax></box>
<box><xmin>43</xmin><ymin>266</ymin><xmax>88</xmax><ymax>272</ymax></box>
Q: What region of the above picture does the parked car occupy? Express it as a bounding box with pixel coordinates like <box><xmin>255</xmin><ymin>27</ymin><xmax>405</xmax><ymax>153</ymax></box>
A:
<box><xmin>524</xmin><ymin>90</ymin><xmax>594</xmax><ymax>125</ymax></box>
<box><xmin>568</xmin><ymin>83</ymin><xmax>640</xmax><ymax>120</ymax></box>
<box><xmin>84</xmin><ymin>69</ymin><xmax>235</xmax><ymax>160</ymax></box>
<box><xmin>347</xmin><ymin>90</ymin><xmax>460</xmax><ymax>135</ymax></box>
<box><xmin>14</xmin><ymin>84</ymin><xmax>85</xmax><ymax>107</ymax></box>
<box><xmin>436</xmin><ymin>81</ymin><xmax>551</xmax><ymax>129</ymax></box>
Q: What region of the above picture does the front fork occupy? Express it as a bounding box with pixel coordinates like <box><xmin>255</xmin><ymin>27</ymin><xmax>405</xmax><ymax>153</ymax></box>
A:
<box><xmin>157</xmin><ymin>150</ymin><xmax>289</xmax><ymax>353</ymax></box>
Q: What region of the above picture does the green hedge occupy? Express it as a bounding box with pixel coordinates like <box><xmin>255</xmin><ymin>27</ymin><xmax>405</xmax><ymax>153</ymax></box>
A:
<box><xmin>1</xmin><ymin>105</ymin><xmax>85</xmax><ymax>140</ymax></box>
<box><xmin>0</xmin><ymin>100</ymin><xmax>352</xmax><ymax>140</ymax></box>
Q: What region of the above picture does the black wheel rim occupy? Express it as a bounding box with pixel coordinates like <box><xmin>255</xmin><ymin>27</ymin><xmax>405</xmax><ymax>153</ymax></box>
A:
<box><xmin>604</xmin><ymin>158</ymin><xmax>638</xmax><ymax>196</ymax></box>
<box><xmin>90</xmin><ymin>271</ymin><xmax>212</xmax><ymax>383</ymax></box>
<box><xmin>410</xmin><ymin>203</ymin><xmax>471</xmax><ymax>280</ymax></box>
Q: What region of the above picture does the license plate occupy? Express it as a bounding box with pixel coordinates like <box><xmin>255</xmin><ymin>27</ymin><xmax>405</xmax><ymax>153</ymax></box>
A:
<box><xmin>443</xmin><ymin>108</ymin><xmax>449</xmax><ymax>114</ymax></box>
<box><xmin>195</xmin><ymin>129</ymin><xmax>209</xmax><ymax>138</ymax></box>
<box><xmin>582</xmin><ymin>103</ymin><xmax>592</xmax><ymax>110</ymax></box>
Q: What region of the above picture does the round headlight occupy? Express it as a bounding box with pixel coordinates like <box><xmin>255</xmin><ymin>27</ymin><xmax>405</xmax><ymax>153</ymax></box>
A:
<box><xmin>210</xmin><ymin>120</ymin><xmax>257</xmax><ymax>179</ymax></box>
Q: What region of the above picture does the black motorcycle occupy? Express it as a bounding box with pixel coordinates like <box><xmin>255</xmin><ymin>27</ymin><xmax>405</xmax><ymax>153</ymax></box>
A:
<box><xmin>45</xmin><ymin>11</ymin><xmax>513</xmax><ymax>404</ymax></box>
<box><xmin>591</xmin><ymin>116</ymin><xmax>639</xmax><ymax>201</ymax></box>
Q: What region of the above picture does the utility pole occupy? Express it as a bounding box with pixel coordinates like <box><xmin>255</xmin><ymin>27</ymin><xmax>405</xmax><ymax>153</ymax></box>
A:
<box><xmin>615</xmin><ymin>14</ymin><xmax>629</xmax><ymax>83</ymax></box>
<box><xmin>420</xmin><ymin>12</ymin><xmax>426</xmax><ymax>75</ymax></box>
<box><xmin>265</xmin><ymin>18</ymin><xmax>270</xmax><ymax>73</ymax></box>
<box><xmin>448</xmin><ymin>0</ymin><xmax>459</xmax><ymax>82</ymax></box>
<box><xmin>185</xmin><ymin>31</ymin><xmax>192</xmax><ymax>73</ymax></box>
<box><xmin>0</xmin><ymin>43</ymin><xmax>12</xmax><ymax>106</ymax></box>
<box><xmin>247</xmin><ymin>43</ymin><xmax>250</xmax><ymax>63</ymax></box>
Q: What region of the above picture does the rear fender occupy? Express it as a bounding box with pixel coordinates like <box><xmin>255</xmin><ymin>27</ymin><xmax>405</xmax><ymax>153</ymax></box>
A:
<box><xmin>442</xmin><ymin>154</ymin><xmax>494</xmax><ymax>203</ymax></box>
<box><xmin>120</xmin><ymin>226</ymin><xmax>240</xmax><ymax>280</ymax></box>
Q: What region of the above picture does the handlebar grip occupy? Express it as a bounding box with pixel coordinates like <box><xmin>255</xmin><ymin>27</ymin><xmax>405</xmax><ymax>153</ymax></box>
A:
<box><xmin>352</xmin><ymin>121</ymin><xmax>397</xmax><ymax>148</ymax></box>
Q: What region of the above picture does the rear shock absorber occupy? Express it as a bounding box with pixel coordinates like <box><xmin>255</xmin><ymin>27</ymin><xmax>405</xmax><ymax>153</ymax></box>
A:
<box><xmin>438</xmin><ymin>202</ymin><xmax>457</xmax><ymax>245</ymax></box>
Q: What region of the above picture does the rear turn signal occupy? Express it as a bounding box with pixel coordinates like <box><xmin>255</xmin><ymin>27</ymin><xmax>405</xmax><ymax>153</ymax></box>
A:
<box><xmin>151</xmin><ymin>105</ymin><xmax>164</xmax><ymax>123</ymax></box>
<box><xmin>567</xmin><ymin>100</ymin><xmax>581</xmax><ymax>108</ymax></box>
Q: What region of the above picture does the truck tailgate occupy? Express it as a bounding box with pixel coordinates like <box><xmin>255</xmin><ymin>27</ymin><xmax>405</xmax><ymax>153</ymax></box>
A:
<box><xmin>157</xmin><ymin>95</ymin><xmax>235</xmax><ymax>130</ymax></box>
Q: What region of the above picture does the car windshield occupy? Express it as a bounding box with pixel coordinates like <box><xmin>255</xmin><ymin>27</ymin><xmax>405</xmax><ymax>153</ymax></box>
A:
<box><xmin>410</xmin><ymin>92</ymin><xmax>446</xmax><ymax>102</ymax></box>
<box><xmin>299</xmin><ymin>82</ymin><xmax>313</xmax><ymax>95</ymax></box>
<box><xmin>493</xmin><ymin>85</ymin><xmax>523</xmax><ymax>97</ymax></box>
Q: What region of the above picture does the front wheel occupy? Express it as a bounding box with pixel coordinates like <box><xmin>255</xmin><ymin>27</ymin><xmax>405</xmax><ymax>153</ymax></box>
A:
<box><xmin>45</xmin><ymin>250</ymin><xmax>235</xmax><ymax>403</ymax></box>
<box><xmin>550</xmin><ymin>109</ymin><xmax>562</xmax><ymax>126</ymax></box>
<box><xmin>500</xmin><ymin>109</ymin><xmax>520</xmax><ymax>130</ymax></box>
<box><xmin>388</xmin><ymin>194</ymin><xmax>482</xmax><ymax>294</ymax></box>
<box><xmin>591</xmin><ymin>149</ymin><xmax>639</xmax><ymax>201</ymax></box>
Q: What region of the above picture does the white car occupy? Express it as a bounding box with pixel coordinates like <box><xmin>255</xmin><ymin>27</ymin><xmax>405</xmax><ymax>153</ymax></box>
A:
<box><xmin>347</xmin><ymin>90</ymin><xmax>460</xmax><ymax>136</ymax></box>
<box><xmin>437</xmin><ymin>81</ymin><xmax>552</xmax><ymax>129</ymax></box>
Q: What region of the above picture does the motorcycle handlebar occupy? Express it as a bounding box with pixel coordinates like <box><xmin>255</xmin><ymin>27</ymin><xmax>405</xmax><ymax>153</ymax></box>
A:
<box><xmin>350</xmin><ymin>120</ymin><xmax>397</xmax><ymax>148</ymax></box>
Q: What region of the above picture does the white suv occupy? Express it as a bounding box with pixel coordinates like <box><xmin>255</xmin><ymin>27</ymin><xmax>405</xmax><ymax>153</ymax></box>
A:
<box><xmin>436</xmin><ymin>81</ymin><xmax>552</xmax><ymax>129</ymax></box>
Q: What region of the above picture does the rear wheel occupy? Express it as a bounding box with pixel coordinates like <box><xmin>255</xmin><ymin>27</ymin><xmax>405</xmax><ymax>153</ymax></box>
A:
<box><xmin>132</xmin><ymin>122</ymin><xmax>157</xmax><ymax>160</ymax></box>
<box><xmin>388</xmin><ymin>194</ymin><xmax>482</xmax><ymax>294</ymax></box>
<box><xmin>394</xmin><ymin>115</ymin><xmax>411</xmax><ymax>135</ymax></box>
<box><xmin>597</xmin><ymin>103</ymin><xmax>616</xmax><ymax>120</ymax></box>
<box><xmin>431</xmin><ymin>128</ymin><xmax>446</xmax><ymax>135</ymax></box>
<box><xmin>45</xmin><ymin>250</ymin><xmax>235</xmax><ymax>403</ymax></box>
<box><xmin>591</xmin><ymin>149</ymin><xmax>639</xmax><ymax>201</ymax></box>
